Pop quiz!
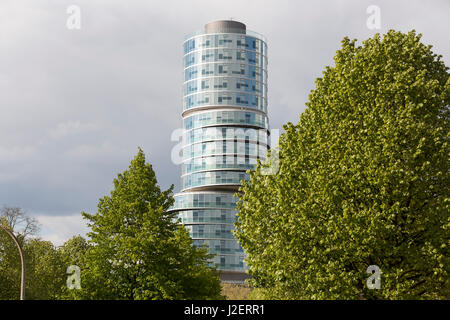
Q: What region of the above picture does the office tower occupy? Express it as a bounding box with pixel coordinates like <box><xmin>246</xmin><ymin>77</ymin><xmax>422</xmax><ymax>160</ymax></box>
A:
<box><xmin>171</xmin><ymin>20</ymin><xmax>269</xmax><ymax>283</ymax></box>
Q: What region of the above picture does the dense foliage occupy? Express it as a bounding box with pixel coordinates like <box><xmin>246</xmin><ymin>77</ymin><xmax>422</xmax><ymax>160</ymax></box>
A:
<box><xmin>76</xmin><ymin>149</ymin><xmax>223</xmax><ymax>299</ymax></box>
<box><xmin>1</xmin><ymin>150</ymin><xmax>222</xmax><ymax>300</ymax></box>
<box><xmin>0</xmin><ymin>209</ymin><xmax>66</xmax><ymax>300</ymax></box>
<box><xmin>235</xmin><ymin>30</ymin><xmax>449</xmax><ymax>299</ymax></box>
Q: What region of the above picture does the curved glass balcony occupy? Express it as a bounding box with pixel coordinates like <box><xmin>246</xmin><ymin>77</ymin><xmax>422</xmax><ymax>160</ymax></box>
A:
<box><xmin>188</xmin><ymin>232</ymin><xmax>235</xmax><ymax>239</ymax></box>
<box><xmin>181</xmin><ymin>171</ymin><xmax>248</xmax><ymax>190</ymax></box>
<box><xmin>184</xmin><ymin>48</ymin><xmax>267</xmax><ymax>68</ymax></box>
<box><xmin>184</xmin><ymin>110</ymin><xmax>268</xmax><ymax>130</ymax></box>
<box><xmin>184</xmin><ymin>63</ymin><xmax>267</xmax><ymax>83</ymax></box>
<box><xmin>184</xmin><ymin>77</ymin><xmax>266</xmax><ymax>96</ymax></box>
<box><xmin>182</xmin><ymin>140</ymin><xmax>268</xmax><ymax>160</ymax></box>
<box><xmin>182</xmin><ymin>156</ymin><xmax>257</xmax><ymax>175</ymax></box>
<box><xmin>183</xmin><ymin>33</ymin><xmax>267</xmax><ymax>55</ymax></box>
<box><xmin>184</xmin><ymin>126</ymin><xmax>268</xmax><ymax>145</ymax></box>
<box><xmin>172</xmin><ymin>192</ymin><xmax>239</xmax><ymax>211</ymax></box>
<box><xmin>186</xmin><ymin>224</ymin><xmax>236</xmax><ymax>238</ymax></box>
<box><xmin>179</xmin><ymin>209</ymin><xmax>238</xmax><ymax>224</ymax></box>
<box><xmin>184</xmin><ymin>91</ymin><xmax>267</xmax><ymax>112</ymax></box>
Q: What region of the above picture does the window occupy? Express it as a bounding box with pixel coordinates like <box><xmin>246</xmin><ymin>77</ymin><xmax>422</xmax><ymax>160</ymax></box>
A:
<box><xmin>218</xmin><ymin>65</ymin><xmax>228</xmax><ymax>74</ymax></box>
<box><xmin>237</xmin><ymin>51</ymin><xmax>246</xmax><ymax>61</ymax></box>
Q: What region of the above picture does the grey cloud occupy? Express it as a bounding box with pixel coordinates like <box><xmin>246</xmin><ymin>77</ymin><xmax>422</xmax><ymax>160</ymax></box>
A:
<box><xmin>0</xmin><ymin>0</ymin><xmax>448</xmax><ymax>228</ymax></box>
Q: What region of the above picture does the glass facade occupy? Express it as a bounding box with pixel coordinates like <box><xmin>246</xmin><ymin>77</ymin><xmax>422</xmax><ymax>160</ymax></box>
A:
<box><xmin>170</xmin><ymin>21</ymin><xmax>269</xmax><ymax>276</ymax></box>
<box><xmin>184</xmin><ymin>110</ymin><xmax>268</xmax><ymax>130</ymax></box>
<box><xmin>184</xmin><ymin>126</ymin><xmax>268</xmax><ymax>145</ymax></box>
<box><xmin>182</xmin><ymin>141</ymin><xmax>267</xmax><ymax>160</ymax></box>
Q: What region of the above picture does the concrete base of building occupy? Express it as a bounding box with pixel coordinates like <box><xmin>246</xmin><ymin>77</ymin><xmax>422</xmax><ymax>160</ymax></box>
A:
<box><xmin>220</xmin><ymin>271</ymin><xmax>251</xmax><ymax>284</ymax></box>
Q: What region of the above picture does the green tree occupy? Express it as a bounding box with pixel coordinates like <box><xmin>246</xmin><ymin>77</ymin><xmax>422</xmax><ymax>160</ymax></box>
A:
<box><xmin>23</xmin><ymin>239</ymin><xmax>65</xmax><ymax>300</ymax></box>
<box><xmin>235</xmin><ymin>30</ymin><xmax>449</xmax><ymax>299</ymax></box>
<box><xmin>76</xmin><ymin>148</ymin><xmax>222</xmax><ymax>300</ymax></box>
<box><xmin>0</xmin><ymin>216</ymin><xmax>22</xmax><ymax>299</ymax></box>
<box><xmin>58</xmin><ymin>235</ymin><xmax>89</xmax><ymax>268</ymax></box>
<box><xmin>0</xmin><ymin>208</ymin><xmax>66</xmax><ymax>300</ymax></box>
<box><xmin>57</xmin><ymin>235</ymin><xmax>89</xmax><ymax>299</ymax></box>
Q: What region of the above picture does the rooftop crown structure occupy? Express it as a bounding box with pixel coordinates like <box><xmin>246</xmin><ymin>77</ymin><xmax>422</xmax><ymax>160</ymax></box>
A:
<box><xmin>170</xmin><ymin>20</ymin><xmax>269</xmax><ymax>283</ymax></box>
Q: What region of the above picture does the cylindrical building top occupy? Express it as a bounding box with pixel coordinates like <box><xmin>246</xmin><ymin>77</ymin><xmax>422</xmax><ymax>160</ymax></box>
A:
<box><xmin>205</xmin><ymin>20</ymin><xmax>246</xmax><ymax>34</ymax></box>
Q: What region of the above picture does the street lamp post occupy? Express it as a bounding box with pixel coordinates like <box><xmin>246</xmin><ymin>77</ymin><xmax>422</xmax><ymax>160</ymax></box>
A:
<box><xmin>0</xmin><ymin>224</ymin><xmax>26</xmax><ymax>300</ymax></box>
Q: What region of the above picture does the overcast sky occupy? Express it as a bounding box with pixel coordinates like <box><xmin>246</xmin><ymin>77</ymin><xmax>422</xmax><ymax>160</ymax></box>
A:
<box><xmin>1</xmin><ymin>0</ymin><xmax>449</xmax><ymax>245</ymax></box>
